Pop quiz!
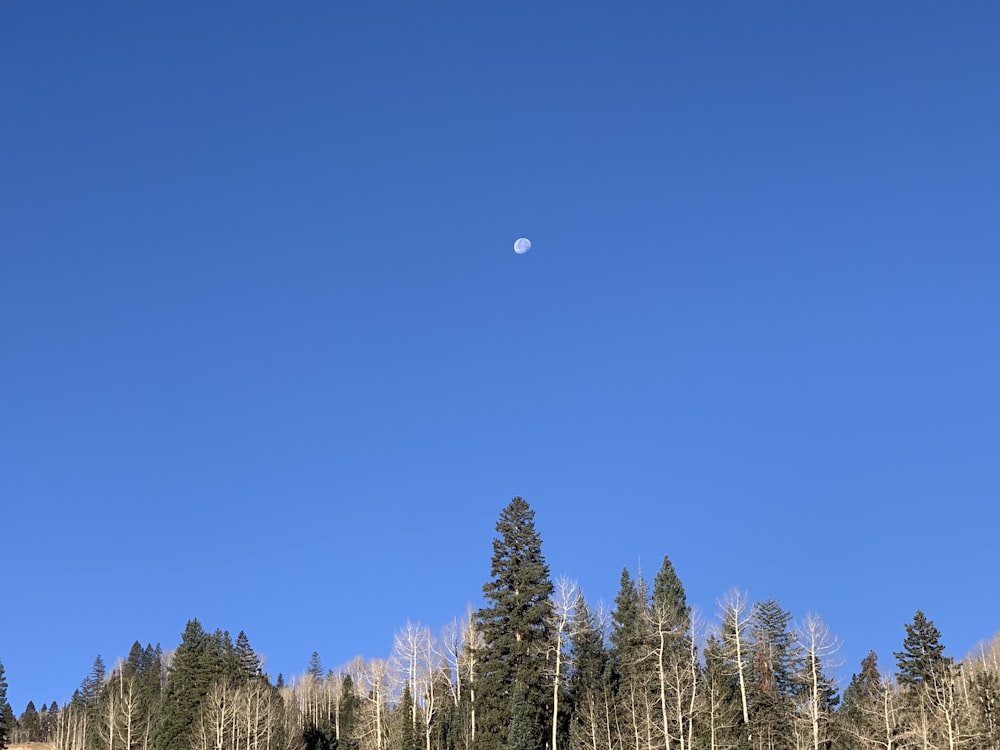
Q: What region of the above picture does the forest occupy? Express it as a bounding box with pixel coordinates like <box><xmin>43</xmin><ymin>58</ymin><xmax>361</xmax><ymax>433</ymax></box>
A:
<box><xmin>1</xmin><ymin>497</ymin><xmax>997</xmax><ymax>750</ymax></box>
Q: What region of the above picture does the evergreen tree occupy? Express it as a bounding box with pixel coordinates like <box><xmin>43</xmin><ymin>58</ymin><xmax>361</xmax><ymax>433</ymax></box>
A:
<box><xmin>339</xmin><ymin>674</ymin><xmax>361</xmax><ymax>750</ymax></box>
<box><xmin>837</xmin><ymin>650</ymin><xmax>884</xmax><ymax>749</ymax></box>
<box><xmin>19</xmin><ymin>701</ymin><xmax>41</xmax><ymax>742</ymax></box>
<box><xmin>155</xmin><ymin>619</ymin><xmax>220</xmax><ymax>750</ymax></box>
<box><xmin>749</xmin><ymin>599</ymin><xmax>800</xmax><ymax>750</ymax></box>
<box><xmin>0</xmin><ymin>659</ymin><xmax>9</xmax><ymax>750</ymax></box>
<box><xmin>894</xmin><ymin>610</ymin><xmax>952</xmax><ymax>698</ymax></box>
<box><xmin>609</xmin><ymin>567</ymin><xmax>646</xmax><ymax>678</ymax></box>
<box><xmin>475</xmin><ymin>496</ymin><xmax>555</xmax><ymax>750</ymax></box>
<box><xmin>567</xmin><ymin>593</ymin><xmax>610</xmax><ymax>750</ymax></box>
<box><xmin>235</xmin><ymin>631</ymin><xmax>262</xmax><ymax>680</ymax></box>
<box><xmin>651</xmin><ymin>554</ymin><xmax>690</xmax><ymax>634</ymax></box>
<box><xmin>0</xmin><ymin>704</ymin><xmax>11</xmax><ymax>750</ymax></box>
<box><xmin>567</xmin><ymin>593</ymin><xmax>608</xmax><ymax>706</ymax></box>
<box><xmin>309</xmin><ymin>652</ymin><xmax>325</xmax><ymax>680</ymax></box>
<box><xmin>80</xmin><ymin>655</ymin><xmax>107</xmax><ymax>708</ymax></box>
<box><xmin>504</xmin><ymin>682</ymin><xmax>534</xmax><ymax>750</ymax></box>
<box><xmin>398</xmin><ymin>682</ymin><xmax>420</xmax><ymax>750</ymax></box>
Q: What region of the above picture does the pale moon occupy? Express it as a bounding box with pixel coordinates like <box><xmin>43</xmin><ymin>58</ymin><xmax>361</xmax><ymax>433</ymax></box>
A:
<box><xmin>513</xmin><ymin>238</ymin><xmax>532</xmax><ymax>255</ymax></box>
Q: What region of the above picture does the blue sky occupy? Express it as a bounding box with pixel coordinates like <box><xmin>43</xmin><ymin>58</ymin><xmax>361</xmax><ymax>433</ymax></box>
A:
<box><xmin>2</xmin><ymin>1</ymin><xmax>998</xmax><ymax>713</ymax></box>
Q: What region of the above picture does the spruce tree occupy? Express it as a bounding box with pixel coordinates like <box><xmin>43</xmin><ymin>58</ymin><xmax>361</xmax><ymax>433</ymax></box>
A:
<box><xmin>749</xmin><ymin>599</ymin><xmax>800</xmax><ymax>750</ymax></box>
<box><xmin>504</xmin><ymin>681</ymin><xmax>534</xmax><ymax>750</ymax></box>
<box><xmin>339</xmin><ymin>674</ymin><xmax>361</xmax><ymax>750</ymax></box>
<box><xmin>567</xmin><ymin>593</ymin><xmax>610</xmax><ymax>750</ymax></box>
<box><xmin>652</xmin><ymin>554</ymin><xmax>689</xmax><ymax>633</ymax></box>
<box><xmin>475</xmin><ymin>496</ymin><xmax>555</xmax><ymax>750</ymax></box>
<box><xmin>155</xmin><ymin>619</ymin><xmax>219</xmax><ymax>750</ymax></box>
<box><xmin>398</xmin><ymin>682</ymin><xmax>420</xmax><ymax>750</ymax></box>
<box><xmin>0</xmin><ymin>659</ymin><xmax>9</xmax><ymax>750</ymax></box>
<box><xmin>894</xmin><ymin>610</ymin><xmax>952</xmax><ymax>698</ymax></box>
<box><xmin>837</xmin><ymin>650</ymin><xmax>883</xmax><ymax>748</ymax></box>
<box><xmin>308</xmin><ymin>652</ymin><xmax>325</xmax><ymax>680</ymax></box>
<box><xmin>609</xmin><ymin>567</ymin><xmax>647</xmax><ymax>679</ymax></box>
<box><xmin>19</xmin><ymin>701</ymin><xmax>41</xmax><ymax>742</ymax></box>
<box><xmin>235</xmin><ymin>631</ymin><xmax>262</xmax><ymax>680</ymax></box>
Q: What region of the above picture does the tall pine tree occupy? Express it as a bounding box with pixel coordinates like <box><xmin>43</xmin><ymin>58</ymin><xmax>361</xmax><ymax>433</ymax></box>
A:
<box><xmin>894</xmin><ymin>610</ymin><xmax>952</xmax><ymax>698</ymax></box>
<box><xmin>155</xmin><ymin>619</ymin><xmax>220</xmax><ymax>750</ymax></box>
<box><xmin>0</xmin><ymin>659</ymin><xmax>9</xmax><ymax>750</ymax></box>
<box><xmin>475</xmin><ymin>497</ymin><xmax>555</xmax><ymax>750</ymax></box>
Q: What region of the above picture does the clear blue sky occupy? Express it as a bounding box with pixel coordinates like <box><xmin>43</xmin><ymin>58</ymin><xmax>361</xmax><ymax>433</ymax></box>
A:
<box><xmin>2</xmin><ymin>1</ymin><xmax>998</xmax><ymax>713</ymax></box>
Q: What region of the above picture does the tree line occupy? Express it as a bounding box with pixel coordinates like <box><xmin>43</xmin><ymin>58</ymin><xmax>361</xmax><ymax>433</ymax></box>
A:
<box><xmin>1</xmin><ymin>496</ymin><xmax>997</xmax><ymax>750</ymax></box>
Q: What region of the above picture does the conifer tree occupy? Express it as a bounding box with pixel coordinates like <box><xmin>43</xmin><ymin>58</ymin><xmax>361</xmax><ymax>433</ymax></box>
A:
<box><xmin>475</xmin><ymin>496</ymin><xmax>555</xmax><ymax>750</ymax></box>
<box><xmin>309</xmin><ymin>652</ymin><xmax>325</xmax><ymax>681</ymax></box>
<box><xmin>836</xmin><ymin>650</ymin><xmax>884</xmax><ymax>749</ymax></box>
<box><xmin>398</xmin><ymin>682</ymin><xmax>420</xmax><ymax>750</ymax></box>
<box><xmin>894</xmin><ymin>610</ymin><xmax>952</xmax><ymax>698</ymax></box>
<box><xmin>339</xmin><ymin>674</ymin><xmax>361</xmax><ymax>750</ymax></box>
<box><xmin>504</xmin><ymin>682</ymin><xmax>534</xmax><ymax>750</ymax></box>
<box><xmin>155</xmin><ymin>619</ymin><xmax>219</xmax><ymax>750</ymax></box>
<box><xmin>567</xmin><ymin>594</ymin><xmax>610</xmax><ymax>750</ymax></box>
<box><xmin>609</xmin><ymin>568</ymin><xmax>645</xmax><ymax>679</ymax></box>
<box><xmin>749</xmin><ymin>599</ymin><xmax>800</xmax><ymax>750</ymax></box>
<box><xmin>19</xmin><ymin>701</ymin><xmax>41</xmax><ymax>742</ymax></box>
<box><xmin>235</xmin><ymin>631</ymin><xmax>262</xmax><ymax>680</ymax></box>
<box><xmin>0</xmin><ymin>659</ymin><xmax>9</xmax><ymax>750</ymax></box>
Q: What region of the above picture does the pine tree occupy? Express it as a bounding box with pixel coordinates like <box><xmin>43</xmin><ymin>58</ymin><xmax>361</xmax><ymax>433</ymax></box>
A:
<box><xmin>398</xmin><ymin>682</ymin><xmax>420</xmax><ymax>750</ymax></box>
<box><xmin>308</xmin><ymin>652</ymin><xmax>325</xmax><ymax>681</ymax></box>
<box><xmin>504</xmin><ymin>682</ymin><xmax>534</xmax><ymax>750</ymax></box>
<box><xmin>235</xmin><ymin>631</ymin><xmax>262</xmax><ymax>681</ymax></box>
<box><xmin>475</xmin><ymin>496</ymin><xmax>555</xmax><ymax>750</ymax></box>
<box><xmin>609</xmin><ymin>567</ymin><xmax>646</xmax><ymax>679</ymax></box>
<box><xmin>339</xmin><ymin>674</ymin><xmax>361</xmax><ymax>750</ymax></box>
<box><xmin>81</xmin><ymin>655</ymin><xmax>107</xmax><ymax>708</ymax></box>
<box><xmin>652</xmin><ymin>555</ymin><xmax>689</xmax><ymax>634</ymax></box>
<box><xmin>894</xmin><ymin>610</ymin><xmax>952</xmax><ymax>698</ymax></box>
<box><xmin>155</xmin><ymin>619</ymin><xmax>220</xmax><ymax>750</ymax></box>
<box><xmin>19</xmin><ymin>701</ymin><xmax>41</xmax><ymax>742</ymax></box>
<box><xmin>0</xmin><ymin>659</ymin><xmax>9</xmax><ymax>750</ymax></box>
<box><xmin>749</xmin><ymin>599</ymin><xmax>801</xmax><ymax>750</ymax></box>
<box><xmin>836</xmin><ymin>650</ymin><xmax>884</xmax><ymax>749</ymax></box>
<box><xmin>567</xmin><ymin>593</ymin><xmax>610</xmax><ymax>750</ymax></box>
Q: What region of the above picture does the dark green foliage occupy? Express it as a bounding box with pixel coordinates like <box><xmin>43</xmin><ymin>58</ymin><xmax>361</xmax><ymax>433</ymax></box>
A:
<box><xmin>894</xmin><ymin>610</ymin><xmax>952</xmax><ymax>698</ymax></box>
<box><xmin>80</xmin><ymin>655</ymin><xmax>107</xmax><ymax>708</ymax></box>
<box><xmin>155</xmin><ymin>619</ymin><xmax>219</xmax><ymax>750</ymax></box>
<box><xmin>749</xmin><ymin>599</ymin><xmax>800</xmax><ymax>750</ymax></box>
<box><xmin>504</xmin><ymin>682</ymin><xmax>534</xmax><ymax>750</ymax></box>
<box><xmin>39</xmin><ymin>702</ymin><xmax>58</xmax><ymax>742</ymax></box>
<box><xmin>235</xmin><ymin>631</ymin><xmax>262</xmax><ymax>680</ymax></box>
<box><xmin>0</xmin><ymin>660</ymin><xmax>9</xmax><ymax>750</ymax></box>
<box><xmin>837</xmin><ymin>650</ymin><xmax>884</xmax><ymax>748</ymax></box>
<box><xmin>308</xmin><ymin>651</ymin><xmax>325</xmax><ymax>680</ymax></box>
<box><xmin>18</xmin><ymin>701</ymin><xmax>41</xmax><ymax>742</ymax></box>
<box><xmin>568</xmin><ymin>593</ymin><xmax>609</xmax><ymax>702</ymax></box>
<box><xmin>652</xmin><ymin>554</ymin><xmax>690</xmax><ymax>633</ymax></box>
<box><xmin>398</xmin><ymin>682</ymin><xmax>421</xmax><ymax>750</ymax></box>
<box><xmin>339</xmin><ymin>674</ymin><xmax>361</xmax><ymax>750</ymax></box>
<box><xmin>609</xmin><ymin>567</ymin><xmax>646</xmax><ymax>678</ymax></box>
<box><xmin>475</xmin><ymin>496</ymin><xmax>555</xmax><ymax>750</ymax></box>
<box><xmin>567</xmin><ymin>593</ymin><xmax>611</xmax><ymax>750</ymax></box>
<box><xmin>0</xmin><ymin>704</ymin><xmax>11</xmax><ymax>750</ymax></box>
<box><xmin>304</xmin><ymin>723</ymin><xmax>335</xmax><ymax>750</ymax></box>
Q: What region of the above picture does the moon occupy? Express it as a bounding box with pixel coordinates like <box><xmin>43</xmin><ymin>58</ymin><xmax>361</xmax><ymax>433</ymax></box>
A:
<box><xmin>513</xmin><ymin>237</ymin><xmax>532</xmax><ymax>255</ymax></box>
